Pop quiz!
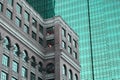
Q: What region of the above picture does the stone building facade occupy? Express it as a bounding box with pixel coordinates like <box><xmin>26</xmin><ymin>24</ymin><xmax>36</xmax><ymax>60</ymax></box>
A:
<box><xmin>0</xmin><ymin>0</ymin><xmax>80</xmax><ymax>80</ymax></box>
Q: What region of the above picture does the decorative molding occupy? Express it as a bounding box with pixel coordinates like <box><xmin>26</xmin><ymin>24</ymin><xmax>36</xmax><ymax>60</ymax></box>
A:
<box><xmin>61</xmin><ymin>52</ymin><xmax>80</xmax><ymax>72</ymax></box>
<box><xmin>0</xmin><ymin>18</ymin><xmax>44</xmax><ymax>58</ymax></box>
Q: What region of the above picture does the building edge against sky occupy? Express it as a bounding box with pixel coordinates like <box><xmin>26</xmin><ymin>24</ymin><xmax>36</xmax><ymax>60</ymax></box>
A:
<box><xmin>26</xmin><ymin>0</ymin><xmax>120</xmax><ymax>80</ymax></box>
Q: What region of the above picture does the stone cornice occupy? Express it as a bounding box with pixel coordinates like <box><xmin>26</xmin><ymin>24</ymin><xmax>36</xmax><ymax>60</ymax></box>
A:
<box><xmin>61</xmin><ymin>52</ymin><xmax>80</xmax><ymax>72</ymax></box>
<box><xmin>0</xmin><ymin>18</ymin><xmax>45</xmax><ymax>58</ymax></box>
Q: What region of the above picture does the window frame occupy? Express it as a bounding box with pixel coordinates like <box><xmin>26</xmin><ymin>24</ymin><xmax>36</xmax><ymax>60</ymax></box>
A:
<box><xmin>15</xmin><ymin>17</ymin><xmax>21</xmax><ymax>27</ymax></box>
<box><xmin>31</xmin><ymin>31</ymin><xmax>37</xmax><ymax>40</ymax></box>
<box><xmin>2</xmin><ymin>54</ymin><xmax>9</xmax><ymax>67</ymax></box>
<box><xmin>24</xmin><ymin>11</ymin><xmax>29</xmax><ymax>21</ymax></box>
<box><xmin>21</xmin><ymin>66</ymin><xmax>27</xmax><ymax>78</ymax></box>
<box><xmin>62</xmin><ymin>41</ymin><xmax>66</xmax><ymax>49</ymax></box>
<box><xmin>23</xmin><ymin>24</ymin><xmax>29</xmax><ymax>34</ymax></box>
<box><xmin>0</xmin><ymin>2</ymin><xmax>3</xmax><ymax>12</ymax></box>
<box><xmin>16</xmin><ymin>3</ymin><xmax>22</xmax><ymax>14</ymax></box>
<box><xmin>7</xmin><ymin>0</ymin><xmax>13</xmax><ymax>6</ymax></box>
<box><xmin>12</xmin><ymin>61</ymin><xmax>19</xmax><ymax>73</ymax></box>
<box><xmin>62</xmin><ymin>28</ymin><xmax>66</xmax><ymax>37</ymax></box>
<box><xmin>6</xmin><ymin>9</ymin><xmax>12</xmax><ymax>20</ymax></box>
<box><xmin>1</xmin><ymin>71</ymin><xmax>8</xmax><ymax>80</ymax></box>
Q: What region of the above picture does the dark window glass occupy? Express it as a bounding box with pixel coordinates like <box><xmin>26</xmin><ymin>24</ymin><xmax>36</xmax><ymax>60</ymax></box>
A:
<box><xmin>68</xmin><ymin>34</ymin><xmax>71</xmax><ymax>42</ymax></box>
<box><xmin>38</xmin><ymin>62</ymin><xmax>42</xmax><ymax>72</ymax></box>
<box><xmin>2</xmin><ymin>54</ymin><xmax>9</xmax><ymax>67</ymax></box>
<box><xmin>73</xmin><ymin>52</ymin><xmax>77</xmax><ymax>59</ymax></box>
<box><xmin>68</xmin><ymin>70</ymin><xmax>73</xmax><ymax>80</ymax></box>
<box><xmin>13</xmin><ymin>44</ymin><xmax>20</xmax><ymax>56</ymax></box>
<box><xmin>6</xmin><ymin>9</ymin><xmax>12</xmax><ymax>19</ymax></box>
<box><xmin>24</xmin><ymin>11</ymin><xmax>29</xmax><ymax>21</ymax></box>
<box><xmin>12</xmin><ymin>61</ymin><xmax>19</xmax><ymax>72</ymax></box>
<box><xmin>15</xmin><ymin>17</ymin><xmax>21</xmax><ymax>27</ymax></box>
<box><xmin>47</xmin><ymin>39</ymin><xmax>54</xmax><ymax>47</ymax></box>
<box><xmin>32</xmin><ymin>31</ymin><xmax>36</xmax><ymax>40</ymax></box>
<box><xmin>39</xmin><ymin>37</ymin><xmax>43</xmax><ymax>45</ymax></box>
<box><xmin>7</xmin><ymin>0</ymin><xmax>13</xmax><ymax>6</ymax></box>
<box><xmin>68</xmin><ymin>46</ymin><xmax>72</xmax><ymax>54</ymax></box>
<box><xmin>62</xmin><ymin>28</ymin><xmax>66</xmax><ymax>37</ymax></box>
<box><xmin>62</xmin><ymin>41</ymin><xmax>66</xmax><ymax>49</ymax></box>
<box><xmin>73</xmin><ymin>39</ymin><xmax>77</xmax><ymax>48</ymax></box>
<box><xmin>23</xmin><ymin>25</ymin><xmax>29</xmax><ymax>34</ymax></box>
<box><xmin>3</xmin><ymin>37</ymin><xmax>11</xmax><ymax>50</ymax></box>
<box><xmin>11</xmin><ymin>77</ymin><xmax>17</xmax><ymax>80</ymax></box>
<box><xmin>39</xmin><ymin>25</ymin><xmax>43</xmax><ymax>34</ymax></box>
<box><xmin>32</xmin><ymin>18</ymin><xmax>37</xmax><ymax>28</ymax></box>
<box><xmin>1</xmin><ymin>71</ymin><xmax>8</xmax><ymax>80</ymax></box>
<box><xmin>75</xmin><ymin>74</ymin><xmax>78</xmax><ymax>80</ymax></box>
<box><xmin>46</xmin><ymin>63</ymin><xmax>55</xmax><ymax>74</ymax></box>
<box><xmin>21</xmin><ymin>67</ymin><xmax>27</xmax><ymax>78</ymax></box>
<box><xmin>0</xmin><ymin>3</ymin><xmax>3</xmax><ymax>12</ymax></box>
<box><xmin>30</xmin><ymin>72</ymin><xmax>35</xmax><ymax>80</ymax></box>
<box><xmin>16</xmin><ymin>3</ymin><xmax>22</xmax><ymax>14</ymax></box>
<box><xmin>62</xmin><ymin>65</ymin><xmax>67</xmax><ymax>76</ymax></box>
<box><xmin>31</xmin><ymin>56</ymin><xmax>36</xmax><ymax>68</ymax></box>
<box><xmin>46</xmin><ymin>27</ymin><xmax>54</xmax><ymax>35</ymax></box>
<box><xmin>22</xmin><ymin>51</ymin><xmax>28</xmax><ymax>62</ymax></box>
<box><xmin>38</xmin><ymin>77</ymin><xmax>42</xmax><ymax>80</ymax></box>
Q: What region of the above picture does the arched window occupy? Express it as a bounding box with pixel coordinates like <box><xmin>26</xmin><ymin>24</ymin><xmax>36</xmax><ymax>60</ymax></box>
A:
<box><xmin>62</xmin><ymin>64</ymin><xmax>67</xmax><ymax>76</ymax></box>
<box><xmin>13</xmin><ymin>44</ymin><xmax>20</xmax><ymax>56</ymax></box>
<box><xmin>74</xmin><ymin>74</ymin><xmax>78</xmax><ymax>80</ymax></box>
<box><xmin>3</xmin><ymin>37</ymin><xmax>11</xmax><ymax>50</ymax></box>
<box><xmin>22</xmin><ymin>50</ymin><xmax>28</xmax><ymax>62</ymax></box>
<box><xmin>31</xmin><ymin>56</ymin><xmax>36</xmax><ymax>68</ymax></box>
<box><xmin>38</xmin><ymin>62</ymin><xmax>42</xmax><ymax>72</ymax></box>
<box><xmin>68</xmin><ymin>69</ymin><xmax>73</xmax><ymax>80</ymax></box>
<box><xmin>46</xmin><ymin>63</ymin><xmax>55</xmax><ymax>74</ymax></box>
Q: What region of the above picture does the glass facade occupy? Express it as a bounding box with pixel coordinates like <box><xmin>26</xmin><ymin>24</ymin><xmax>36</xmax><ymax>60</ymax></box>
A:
<box><xmin>27</xmin><ymin>0</ymin><xmax>120</xmax><ymax>79</ymax></box>
<box><xmin>26</xmin><ymin>0</ymin><xmax>55</xmax><ymax>19</ymax></box>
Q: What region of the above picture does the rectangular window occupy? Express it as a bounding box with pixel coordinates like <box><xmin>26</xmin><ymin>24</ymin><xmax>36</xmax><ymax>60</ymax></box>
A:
<box><xmin>0</xmin><ymin>3</ymin><xmax>3</xmax><ymax>12</ymax></box>
<box><xmin>6</xmin><ymin>9</ymin><xmax>12</xmax><ymax>19</ymax></box>
<box><xmin>39</xmin><ymin>25</ymin><xmax>43</xmax><ymax>34</ymax></box>
<box><xmin>1</xmin><ymin>71</ymin><xmax>8</xmax><ymax>80</ymax></box>
<box><xmin>30</xmin><ymin>72</ymin><xmax>35</xmax><ymax>80</ymax></box>
<box><xmin>62</xmin><ymin>41</ymin><xmax>66</xmax><ymax>49</ymax></box>
<box><xmin>15</xmin><ymin>17</ymin><xmax>21</xmax><ymax>27</ymax></box>
<box><xmin>23</xmin><ymin>25</ymin><xmax>29</xmax><ymax>34</ymax></box>
<box><xmin>62</xmin><ymin>28</ymin><xmax>66</xmax><ymax>37</ymax></box>
<box><xmin>46</xmin><ymin>27</ymin><xmax>54</xmax><ymax>35</ymax></box>
<box><xmin>68</xmin><ymin>46</ymin><xmax>72</xmax><ymax>54</ymax></box>
<box><xmin>11</xmin><ymin>77</ymin><xmax>17</xmax><ymax>80</ymax></box>
<box><xmin>47</xmin><ymin>39</ymin><xmax>54</xmax><ymax>47</ymax></box>
<box><xmin>16</xmin><ymin>3</ymin><xmax>22</xmax><ymax>14</ymax></box>
<box><xmin>24</xmin><ymin>11</ymin><xmax>29</xmax><ymax>21</ymax></box>
<box><xmin>73</xmin><ymin>39</ymin><xmax>77</xmax><ymax>48</ymax></box>
<box><xmin>2</xmin><ymin>54</ymin><xmax>9</xmax><ymax>67</ymax></box>
<box><xmin>21</xmin><ymin>67</ymin><xmax>27</xmax><ymax>78</ymax></box>
<box><xmin>73</xmin><ymin>52</ymin><xmax>77</xmax><ymax>59</ymax></box>
<box><xmin>32</xmin><ymin>18</ymin><xmax>37</xmax><ymax>28</ymax></box>
<box><xmin>68</xmin><ymin>34</ymin><xmax>71</xmax><ymax>42</ymax></box>
<box><xmin>38</xmin><ymin>77</ymin><xmax>42</xmax><ymax>80</ymax></box>
<box><xmin>12</xmin><ymin>61</ymin><xmax>19</xmax><ymax>72</ymax></box>
<box><xmin>32</xmin><ymin>31</ymin><xmax>36</xmax><ymax>40</ymax></box>
<box><xmin>7</xmin><ymin>0</ymin><xmax>13</xmax><ymax>6</ymax></box>
<box><xmin>39</xmin><ymin>37</ymin><xmax>43</xmax><ymax>45</ymax></box>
